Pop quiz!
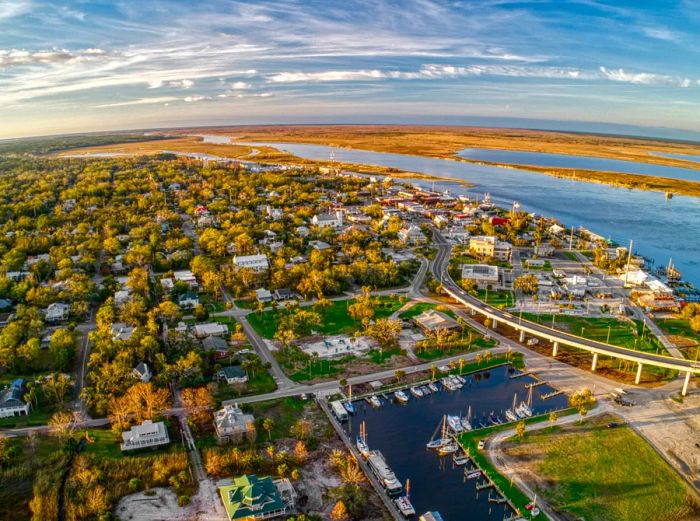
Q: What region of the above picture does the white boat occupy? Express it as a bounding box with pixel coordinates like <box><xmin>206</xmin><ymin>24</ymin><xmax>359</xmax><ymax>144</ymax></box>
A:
<box><xmin>428</xmin><ymin>383</ymin><xmax>439</xmax><ymax>393</ymax></box>
<box><xmin>453</xmin><ymin>452</ymin><xmax>470</xmax><ymax>465</ymax></box>
<box><xmin>465</xmin><ymin>470</ymin><xmax>482</xmax><ymax>480</ymax></box>
<box><xmin>455</xmin><ymin>375</ymin><xmax>466</xmax><ymax>384</ymax></box>
<box><xmin>441</xmin><ymin>378</ymin><xmax>457</xmax><ymax>391</ymax></box>
<box><xmin>505</xmin><ymin>393</ymin><xmax>519</xmax><ymax>422</ymax></box>
<box><xmin>447</xmin><ymin>415</ymin><xmax>463</xmax><ymax>433</ymax></box>
<box><xmin>438</xmin><ymin>443</ymin><xmax>459</xmax><ymax>455</ymax></box>
<box><xmin>356</xmin><ymin>422</ymin><xmax>370</xmax><ymax>457</ymax></box>
<box><xmin>426</xmin><ymin>416</ymin><xmax>451</xmax><ymax>449</ymax></box>
<box><xmin>518</xmin><ymin>386</ymin><xmax>534</xmax><ymax>417</ymax></box>
<box><xmin>344</xmin><ymin>385</ymin><xmax>355</xmax><ymax>414</ymax></box>
<box><xmin>410</xmin><ymin>386</ymin><xmax>424</xmax><ymax>398</ymax></box>
<box><xmin>395</xmin><ymin>496</ymin><xmax>416</xmax><ymax>517</ymax></box>
<box><xmin>395</xmin><ymin>390</ymin><xmax>409</xmax><ymax>403</ymax></box>
<box><xmin>369</xmin><ymin>395</ymin><xmax>381</xmax><ymax>408</ymax></box>
<box><xmin>421</xmin><ymin>385</ymin><xmax>432</xmax><ymax>395</ymax></box>
<box><xmin>449</xmin><ymin>376</ymin><xmax>463</xmax><ymax>388</ymax></box>
<box><xmin>368</xmin><ymin>451</ymin><xmax>402</xmax><ymax>493</ymax></box>
<box><xmin>461</xmin><ymin>418</ymin><xmax>473</xmax><ymax>431</ymax></box>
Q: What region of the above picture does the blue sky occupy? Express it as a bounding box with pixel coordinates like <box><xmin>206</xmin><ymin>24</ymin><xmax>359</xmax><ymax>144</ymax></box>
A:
<box><xmin>1</xmin><ymin>0</ymin><xmax>700</xmax><ymax>139</ymax></box>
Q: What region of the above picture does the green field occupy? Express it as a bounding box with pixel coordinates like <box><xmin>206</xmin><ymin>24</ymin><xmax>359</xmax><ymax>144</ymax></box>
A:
<box><xmin>244</xmin><ymin>396</ymin><xmax>310</xmax><ymax>441</ymax></box>
<box><xmin>213</xmin><ymin>371</ymin><xmax>278</xmax><ymax>402</ymax></box>
<box><xmin>522</xmin><ymin>314</ymin><xmax>665</xmax><ymax>354</ymax></box>
<box><xmin>477</xmin><ymin>289</ymin><xmax>515</xmax><ymax>308</ymax></box>
<box><xmin>503</xmin><ymin>416</ymin><xmax>699</xmax><ymax>521</ymax></box>
<box><xmin>247</xmin><ymin>295</ymin><xmax>406</xmax><ymax>339</ymax></box>
<box><xmin>656</xmin><ymin>318</ymin><xmax>700</xmax><ymax>359</ymax></box>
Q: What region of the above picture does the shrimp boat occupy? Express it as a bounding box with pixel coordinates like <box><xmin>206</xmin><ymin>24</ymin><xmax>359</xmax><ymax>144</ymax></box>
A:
<box><xmin>505</xmin><ymin>393</ymin><xmax>519</xmax><ymax>423</ymax></box>
<box><xmin>395</xmin><ymin>390</ymin><xmax>409</xmax><ymax>403</ymax></box>
<box><xmin>356</xmin><ymin>422</ymin><xmax>370</xmax><ymax>458</ymax></box>
<box><xmin>410</xmin><ymin>386</ymin><xmax>424</xmax><ymax>398</ymax></box>
<box><xmin>426</xmin><ymin>415</ymin><xmax>452</xmax><ymax>449</ymax></box>
<box><xmin>344</xmin><ymin>385</ymin><xmax>355</xmax><ymax>414</ymax></box>
<box><xmin>369</xmin><ymin>395</ymin><xmax>381</xmax><ymax>408</ymax></box>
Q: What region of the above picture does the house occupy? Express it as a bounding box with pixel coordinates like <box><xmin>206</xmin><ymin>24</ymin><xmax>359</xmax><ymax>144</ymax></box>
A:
<box><xmin>219</xmin><ymin>474</ymin><xmax>296</xmax><ymax>521</ymax></box>
<box><xmin>0</xmin><ymin>379</ymin><xmax>30</xmax><ymax>418</ymax></box>
<box><xmin>218</xmin><ymin>365</ymin><xmax>248</xmax><ymax>384</ymax></box>
<box><xmin>44</xmin><ymin>302</ymin><xmax>70</xmax><ymax>323</ymax></box>
<box><xmin>174</xmin><ymin>270</ymin><xmax>198</xmax><ymax>287</ymax></box>
<box><xmin>132</xmin><ymin>362</ymin><xmax>152</xmax><ymax>383</ymax></box>
<box><xmin>203</xmin><ymin>336</ymin><xmax>230</xmax><ymax>357</ymax></box>
<box><xmin>0</xmin><ymin>298</ymin><xmax>12</xmax><ymax>311</ymax></box>
<box><xmin>214</xmin><ymin>404</ymin><xmax>256</xmax><ymax>442</ymax></box>
<box><xmin>273</xmin><ymin>288</ymin><xmax>293</xmax><ymax>301</ymax></box>
<box><xmin>637</xmin><ymin>293</ymin><xmax>679</xmax><ymax>311</ymax></box>
<box><xmin>413</xmin><ymin>310</ymin><xmax>461</xmax><ymax>334</ymax></box>
<box><xmin>398</xmin><ymin>225</ymin><xmax>427</xmax><ymax>245</ymax></box>
<box><xmin>111</xmin><ymin>322</ymin><xmax>135</xmax><ymax>342</ymax></box>
<box><xmin>194</xmin><ymin>322</ymin><xmax>229</xmax><ymax>338</ymax></box>
<box><xmin>178</xmin><ymin>291</ymin><xmax>200</xmax><ymax>309</ymax></box>
<box><xmin>443</xmin><ymin>226</ymin><xmax>470</xmax><ymax>244</ymax></box>
<box><xmin>0</xmin><ymin>313</ymin><xmax>11</xmax><ymax>328</ymax></box>
<box><xmin>120</xmin><ymin>420</ymin><xmax>170</xmax><ymax>451</ymax></box>
<box><xmin>308</xmin><ymin>240</ymin><xmax>331</xmax><ymax>251</ymax></box>
<box><xmin>469</xmin><ymin>236</ymin><xmax>512</xmax><ymax>262</ymax></box>
<box><xmin>114</xmin><ymin>289</ymin><xmax>131</xmax><ymax>307</ymax></box>
<box><xmin>433</xmin><ymin>214</ymin><xmax>449</xmax><ymax>227</ymax></box>
<box><xmin>233</xmin><ymin>254</ymin><xmax>269</xmax><ymax>273</ymax></box>
<box><xmin>255</xmin><ymin>288</ymin><xmax>273</xmax><ymax>303</ymax></box>
<box><xmin>312</xmin><ymin>210</ymin><xmax>344</xmax><ymax>228</ymax></box>
<box><xmin>534</xmin><ymin>245</ymin><xmax>555</xmax><ymax>257</ymax></box>
<box><xmin>549</xmin><ymin>224</ymin><xmax>566</xmax><ymax>235</ymax></box>
<box><xmin>461</xmin><ymin>264</ymin><xmax>504</xmax><ymax>289</ymax></box>
<box><xmin>296</xmin><ymin>226</ymin><xmax>310</xmax><ymax>238</ymax></box>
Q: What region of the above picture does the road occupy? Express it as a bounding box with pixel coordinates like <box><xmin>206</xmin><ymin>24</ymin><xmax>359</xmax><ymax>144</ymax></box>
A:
<box><xmin>431</xmin><ymin>229</ymin><xmax>700</xmax><ymax>378</ymax></box>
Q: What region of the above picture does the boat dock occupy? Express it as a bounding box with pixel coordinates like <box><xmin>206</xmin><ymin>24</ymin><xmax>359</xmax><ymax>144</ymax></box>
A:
<box><xmin>476</xmin><ymin>479</ymin><xmax>494</xmax><ymax>491</ymax></box>
<box><xmin>525</xmin><ymin>380</ymin><xmax>548</xmax><ymax>389</ymax></box>
<box><xmin>509</xmin><ymin>371</ymin><xmax>531</xmax><ymax>379</ymax></box>
<box><xmin>541</xmin><ymin>389</ymin><xmax>565</xmax><ymax>400</ymax></box>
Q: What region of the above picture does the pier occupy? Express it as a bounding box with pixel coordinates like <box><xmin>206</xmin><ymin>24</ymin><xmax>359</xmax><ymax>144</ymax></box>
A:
<box><xmin>476</xmin><ymin>479</ymin><xmax>494</xmax><ymax>491</ymax></box>
<box><xmin>525</xmin><ymin>380</ymin><xmax>548</xmax><ymax>389</ymax></box>
<box><xmin>509</xmin><ymin>371</ymin><xmax>531</xmax><ymax>379</ymax></box>
<box><xmin>540</xmin><ymin>389</ymin><xmax>565</xmax><ymax>400</ymax></box>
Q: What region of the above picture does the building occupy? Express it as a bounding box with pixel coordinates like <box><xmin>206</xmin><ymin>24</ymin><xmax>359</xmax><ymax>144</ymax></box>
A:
<box><xmin>469</xmin><ymin>236</ymin><xmax>512</xmax><ymax>262</ymax></box>
<box><xmin>413</xmin><ymin>310</ymin><xmax>461</xmax><ymax>334</ymax></box>
<box><xmin>443</xmin><ymin>226</ymin><xmax>470</xmax><ymax>244</ymax></box>
<box><xmin>111</xmin><ymin>322</ymin><xmax>135</xmax><ymax>342</ymax></box>
<box><xmin>120</xmin><ymin>420</ymin><xmax>170</xmax><ymax>451</ymax></box>
<box><xmin>132</xmin><ymin>362</ymin><xmax>152</xmax><ymax>382</ymax></box>
<box><xmin>311</xmin><ymin>210</ymin><xmax>344</xmax><ymax>228</ymax></box>
<box><xmin>219</xmin><ymin>474</ymin><xmax>296</xmax><ymax>521</ymax></box>
<box><xmin>174</xmin><ymin>270</ymin><xmax>198</xmax><ymax>287</ymax></box>
<box><xmin>178</xmin><ymin>291</ymin><xmax>200</xmax><ymax>309</ymax></box>
<box><xmin>203</xmin><ymin>335</ymin><xmax>230</xmax><ymax>357</ymax></box>
<box><xmin>461</xmin><ymin>264</ymin><xmax>504</xmax><ymax>289</ymax></box>
<box><xmin>0</xmin><ymin>298</ymin><xmax>12</xmax><ymax>311</ymax></box>
<box><xmin>0</xmin><ymin>379</ymin><xmax>30</xmax><ymax>418</ymax></box>
<box><xmin>273</xmin><ymin>288</ymin><xmax>293</xmax><ymax>301</ymax></box>
<box><xmin>44</xmin><ymin>302</ymin><xmax>70</xmax><ymax>323</ymax></box>
<box><xmin>214</xmin><ymin>404</ymin><xmax>256</xmax><ymax>442</ymax></box>
<box><xmin>534</xmin><ymin>244</ymin><xmax>555</xmax><ymax>257</ymax></box>
<box><xmin>398</xmin><ymin>225</ymin><xmax>427</xmax><ymax>245</ymax></box>
<box><xmin>233</xmin><ymin>254</ymin><xmax>269</xmax><ymax>273</ymax></box>
<box><xmin>218</xmin><ymin>365</ymin><xmax>248</xmax><ymax>384</ymax></box>
<box><xmin>255</xmin><ymin>288</ymin><xmax>273</xmax><ymax>303</ymax></box>
<box><xmin>194</xmin><ymin>322</ymin><xmax>229</xmax><ymax>338</ymax></box>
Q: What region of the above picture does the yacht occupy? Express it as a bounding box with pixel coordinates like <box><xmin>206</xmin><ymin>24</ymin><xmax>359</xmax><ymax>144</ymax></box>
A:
<box><xmin>395</xmin><ymin>390</ymin><xmax>409</xmax><ymax>403</ymax></box>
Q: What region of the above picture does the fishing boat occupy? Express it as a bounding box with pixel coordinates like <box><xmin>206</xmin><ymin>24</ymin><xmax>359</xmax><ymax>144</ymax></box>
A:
<box><xmin>367</xmin><ymin>450</ymin><xmax>402</xmax><ymax>493</ymax></box>
<box><xmin>505</xmin><ymin>393</ymin><xmax>519</xmax><ymax>422</ymax></box>
<box><xmin>428</xmin><ymin>382</ymin><xmax>439</xmax><ymax>393</ymax></box>
<box><xmin>426</xmin><ymin>416</ymin><xmax>451</xmax><ymax>449</ymax></box>
<box><xmin>453</xmin><ymin>452</ymin><xmax>470</xmax><ymax>465</ymax></box>
<box><xmin>395</xmin><ymin>390</ymin><xmax>409</xmax><ymax>403</ymax></box>
<box><xmin>438</xmin><ymin>442</ymin><xmax>459</xmax><ymax>455</ymax></box>
<box><xmin>450</xmin><ymin>375</ymin><xmax>463</xmax><ymax>388</ymax></box>
<box><xmin>410</xmin><ymin>386</ymin><xmax>424</xmax><ymax>398</ymax></box>
<box><xmin>369</xmin><ymin>395</ymin><xmax>381</xmax><ymax>408</ymax></box>
<box><xmin>356</xmin><ymin>422</ymin><xmax>370</xmax><ymax>458</ymax></box>
<box><xmin>447</xmin><ymin>415</ymin><xmax>463</xmax><ymax>433</ymax></box>
<box><xmin>441</xmin><ymin>378</ymin><xmax>457</xmax><ymax>391</ymax></box>
<box><xmin>455</xmin><ymin>375</ymin><xmax>466</xmax><ymax>385</ymax></box>
<box><xmin>395</xmin><ymin>496</ymin><xmax>415</xmax><ymax>517</ymax></box>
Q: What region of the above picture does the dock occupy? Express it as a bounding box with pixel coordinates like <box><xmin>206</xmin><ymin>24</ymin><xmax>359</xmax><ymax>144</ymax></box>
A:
<box><xmin>509</xmin><ymin>371</ymin><xmax>531</xmax><ymax>379</ymax></box>
<box><xmin>525</xmin><ymin>380</ymin><xmax>548</xmax><ymax>389</ymax></box>
<box><xmin>488</xmin><ymin>492</ymin><xmax>508</xmax><ymax>504</ymax></box>
<box><xmin>476</xmin><ymin>479</ymin><xmax>494</xmax><ymax>491</ymax></box>
<box><xmin>540</xmin><ymin>389</ymin><xmax>564</xmax><ymax>400</ymax></box>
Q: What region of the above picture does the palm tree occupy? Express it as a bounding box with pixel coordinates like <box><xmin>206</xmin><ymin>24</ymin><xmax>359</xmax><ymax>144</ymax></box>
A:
<box><xmin>262</xmin><ymin>417</ymin><xmax>274</xmax><ymax>441</ymax></box>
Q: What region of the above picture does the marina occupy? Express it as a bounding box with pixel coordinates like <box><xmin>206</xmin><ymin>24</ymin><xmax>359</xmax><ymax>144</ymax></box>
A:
<box><xmin>344</xmin><ymin>364</ymin><xmax>569</xmax><ymax>520</ymax></box>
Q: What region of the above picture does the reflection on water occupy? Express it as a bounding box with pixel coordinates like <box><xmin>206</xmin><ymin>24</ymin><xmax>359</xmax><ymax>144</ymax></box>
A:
<box><xmin>345</xmin><ymin>365</ymin><xmax>568</xmax><ymax>520</ymax></box>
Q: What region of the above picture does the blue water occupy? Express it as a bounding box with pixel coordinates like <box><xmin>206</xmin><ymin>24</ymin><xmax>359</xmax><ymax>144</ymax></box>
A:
<box><xmin>346</xmin><ymin>365</ymin><xmax>569</xmax><ymax>521</ymax></box>
<box><xmin>653</xmin><ymin>152</ymin><xmax>700</xmax><ymax>165</ymax></box>
<box><xmin>458</xmin><ymin>148</ymin><xmax>700</xmax><ymax>182</ymax></box>
<box><xmin>250</xmin><ymin>142</ymin><xmax>700</xmax><ymax>286</ymax></box>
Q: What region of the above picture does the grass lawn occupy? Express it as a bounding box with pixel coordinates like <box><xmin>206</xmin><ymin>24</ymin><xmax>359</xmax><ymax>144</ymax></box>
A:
<box><xmin>398</xmin><ymin>302</ymin><xmax>437</xmax><ymax>319</ymax></box>
<box><xmin>522</xmin><ymin>314</ymin><xmax>665</xmax><ymax>354</ymax></box>
<box><xmin>244</xmin><ymin>396</ymin><xmax>309</xmax><ymax>441</ymax></box>
<box><xmin>288</xmin><ymin>356</ymin><xmax>349</xmax><ymax>381</ymax></box>
<box><xmin>248</xmin><ymin>295</ymin><xmax>406</xmax><ymax>339</ymax></box>
<box><xmin>212</xmin><ymin>372</ymin><xmax>278</xmax><ymax>403</ymax></box>
<box><xmin>503</xmin><ymin>415</ymin><xmax>699</xmax><ymax>521</ymax></box>
<box><xmin>0</xmin><ymin>407</ymin><xmax>55</xmax><ymax>429</ymax></box>
<box><xmin>562</xmin><ymin>251</ymin><xmax>579</xmax><ymax>261</ymax></box>
<box><xmin>366</xmin><ymin>347</ymin><xmax>403</xmax><ymax>364</ymax></box>
<box><xmin>415</xmin><ymin>336</ymin><xmax>497</xmax><ymax>360</ymax></box>
<box><xmin>656</xmin><ymin>318</ymin><xmax>700</xmax><ymax>359</ymax></box>
<box><xmin>477</xmin><ymin>289</ymin><xmax>515</xmax><ymax>308</ymax></box>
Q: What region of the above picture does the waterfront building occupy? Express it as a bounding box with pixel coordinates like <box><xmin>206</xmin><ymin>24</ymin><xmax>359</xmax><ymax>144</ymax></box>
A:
<box><xmin>219</xmin><ymin>474</ymin><xmax>296</xmax><ymax>520</ymax></box>
<box><xmin>120</xmin><ymin>420</ymin><xmax>170</xmax><ymax>451</ymax></box>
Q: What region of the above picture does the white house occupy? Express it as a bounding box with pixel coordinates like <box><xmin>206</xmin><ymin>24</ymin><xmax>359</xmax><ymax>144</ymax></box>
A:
<box><xmin>111</xmin><ymin>322</ymin><xmax>135</xmax><ymax>342</ymax></box>
<box><xmin>312</xmin><ymin>210</ymin><xmax>344</xmax><ymax>229</ymax></box>
<box><xmin>214</xmin><ymin>404</ymin><xmax>256</xmax><ymax>442</ymax></box>
<box><xmin>0</xmin><ymin>379</ymin><xmax>30</xmax><ymax>418</ymax></box>
<box><xmin>233</xmin><ymin>254</ymin><xmax>269</xmax><ymax>273</ymax></box>
<box><xmin>217</xmin><ymin>365</ymin><xmax>248</xmax><ymax>385</ymax></box>
<box><xmin>45</xmin><ymin>302</ymin><xmax>70</xmax><ymax>323</ymax></box>
<box><xmin>132</xmin><ymin>362</ymin><xmax>152</xmax><ymax>382</ymax></box>
<box><xmin>255</xmin><ymin>288</ymin><xmax>273</xmax><ymax>302</ymax></box>
<box><xmin>194</xmin><ymin>322</ymin><xmax>229</xmax><ymax>338</ymax></box>
<box><xmin>398</xmin><ymin>225</ymin><xmax>427</xmax><ymax>245</ymax></box>
<box><xmin>178</xmin><ymin>291</ymin><xmax>200</xmax><ymax>309</ymax></box>
<box><xmin>173</xmin><ymin>270</ymin><xmax>198</xmax><ymax>287</ymax></box>
<box><xmin>120</xmin><ymin>420</ymin><xmax>170</xmax><ymax>451</ymax></box>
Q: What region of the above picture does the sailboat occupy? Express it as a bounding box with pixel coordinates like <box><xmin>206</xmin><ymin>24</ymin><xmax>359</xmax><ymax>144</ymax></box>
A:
<box><xmin>344</xmin><ymin>385</ymin><xmax>355</xmax><ymax>414</ymax></box>
<box><xmin>461</xmin><ymin>406</ymin><xmax>473</xmax><ymax>431</ymax></box>
<box><xmin>394</xmin><ymin>479</ymin><xmax>416</xmax><ymax>517</ymax></box>
<box><xmin>356</xmin><ymin>421</ymin><xmax>370</xmax><ymax>458</ymax></box>
<box><xmin>426</xmin><ymin>415</ymin><xmax>451</xmax><ymax>449</ymax></box>
<box><xmin>505</xmin><ymin>393</ymin><xmax>519</xmax><ymax>422</ymax></box>
<box><xmin>518</xmin><ymin>386</ymin><xmax>533</xmax><ymax>418</ymax></box>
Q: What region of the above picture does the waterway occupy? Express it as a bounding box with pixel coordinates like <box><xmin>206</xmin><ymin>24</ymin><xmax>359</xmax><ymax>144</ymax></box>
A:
<box><xmin>346</xmin><ymin>365</ymin><xmax>568</xmax><ymax>520</ymax></box>
<box><xmin>458</xmin><ymin>148</ymin><xmax>700</xmax><ymax>182</ymax></box>
<box><xmin>652</xmin><ymin>152</ymin><xmax>700</xmax><ymax>165</ymax></box>
<box><xmin>247</xmin><ymin>141</ymin><xmax>700</xmax><ymax>286</ymax></box>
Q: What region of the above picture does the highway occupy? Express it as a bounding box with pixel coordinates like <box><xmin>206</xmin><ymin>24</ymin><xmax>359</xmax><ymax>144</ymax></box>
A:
<box><xmin>430</xmin><ymin>229</ymin><xmax>699</xmax><ymax>393</ymax></box>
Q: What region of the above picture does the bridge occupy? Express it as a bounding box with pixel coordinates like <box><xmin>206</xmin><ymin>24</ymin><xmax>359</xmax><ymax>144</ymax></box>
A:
<box><xmin>431</xmin><ymin>231</ymin><xmax>700</xmax><ymax>396</ymax></box>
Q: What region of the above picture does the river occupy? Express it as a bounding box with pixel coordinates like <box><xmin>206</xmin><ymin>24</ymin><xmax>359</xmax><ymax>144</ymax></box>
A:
<box><xmin>247</xmin><ymin>141</ymin><xmax>700</xmax><ymax>286</ymax></box>
<box><xmin>346</xmin><ymin>365</ymin><xmax>569</xmax><ymax>520</ymax></box>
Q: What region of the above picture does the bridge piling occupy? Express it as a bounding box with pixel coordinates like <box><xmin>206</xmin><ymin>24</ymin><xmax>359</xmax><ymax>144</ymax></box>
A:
<box><xmin>591</xmin><ymin>353</ymin><xmax>598</xmax><ymax>372</ymax></box>
<box><xmin>518</xmin><ymin>330</ymin><xmax>525</xmax><ymax>343</ymax></box>
<box><xmin>552</xmin><ymin>341</ymin><xmax>559</xmax><ymax>357</ymax></box>
<box><xmin>635</xmin><ymin>363</ymin><xmax>643</xmax><ymax>385</ymax></box>
<box><xmin>682</xmin><ymin>371</ymin><xmax>691</xmax><ymax>397</ymax></box>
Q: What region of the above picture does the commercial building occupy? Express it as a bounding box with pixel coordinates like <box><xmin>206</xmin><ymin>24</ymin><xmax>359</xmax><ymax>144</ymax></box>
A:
<box><xmin>461</xmin><ymin>264</ymin><xmax>504</xmax><ymax>289</ymax></box>
<box><xmin>0</xmin><ymin>379</ymin><xmax>30</xmax><ymax>418</ymax></box>
<box><xmin>413</xmin><ymin>310</ymin><xmax>461</xmax><ymax>334</ymax></box>
<box><xmin>469</xmin><ymin>236</ymin><xmax>512</xmax><ymax>262</ymax></box>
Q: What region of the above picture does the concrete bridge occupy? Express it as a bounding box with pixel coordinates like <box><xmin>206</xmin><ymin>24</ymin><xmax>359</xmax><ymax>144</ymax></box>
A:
<box><xmin>431</xmin><ymin>231</ymin><xmax>699</xmax><ymax>396</ymax></box>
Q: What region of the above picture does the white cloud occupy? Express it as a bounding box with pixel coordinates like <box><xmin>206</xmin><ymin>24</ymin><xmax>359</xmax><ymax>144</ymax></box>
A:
<box><xmin>0</xmin><ymin>48</ymin><xmax>107</xmax><ymax>69</ymax></box>
<box><xmin>0</xmin><ymin>0</ymin><xmax>32</xmax><ymax>20</ymax></box>
<box><xmin>641</xmin><ymin>27</ymin><xmax>679</xmax><ymax>43</ymax></box>
<box><xmin>598</xmin><ymin>66</ymin><xmax>690</xmax><ymax>87</ymax></box>
<box><xmin>231</xmin><ymin>81</ymin><xmax>251</xmax><ymax>89</ymax></box>
<box><xmin>268</xmin><ymin>70</ymin><xmax>387</xmax><ymax>83</ymax></box>
<box><xmin>168</xmin><ymin>79</ymin><xmax>194</xmax><ymax>89</ymax></box>
<box><xmin>183</xmin><ymin>95</ymin><xmax>212</xmax><ymax>102</ymax></box>
<box><xmin>95</xmin><ymin>96</ymin><xmax>178</xmax><ymax>108</ymax></box>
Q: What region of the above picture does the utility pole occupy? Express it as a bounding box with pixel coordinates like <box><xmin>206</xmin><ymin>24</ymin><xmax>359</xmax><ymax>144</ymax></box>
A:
<box><xmin>623</xmin><ymin>240</ymin><xmax>633</xmax><ymax>288</ymax></box>
<box><xmin>569</xmin><ymin>227</ymin><xmax>574</xmax><ymax>252</ymax></box>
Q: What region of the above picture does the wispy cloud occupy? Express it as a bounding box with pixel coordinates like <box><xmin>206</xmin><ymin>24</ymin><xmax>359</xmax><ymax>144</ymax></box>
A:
<box><xmin>0</xmin><ymin>0</ymin><xmax>32</xmax><ymax>21</ymax></box>
<box><xmin>599</xmin><ymin>66</ymin><xmax>691</xmax><ymax>87</ymax></box>
<box><xmin>0</xmin><ymin>48</ymin><xmax>107</xmax><ymax>69</ymax></box>
<box><xmin>95</xmin><ymin>96</ymin><xmax>178</xmax><ymax>108</ymax></box>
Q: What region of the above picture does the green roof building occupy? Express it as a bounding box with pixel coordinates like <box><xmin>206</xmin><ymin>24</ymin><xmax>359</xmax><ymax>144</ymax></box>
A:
<box><xmin>219</xmin><ymin>474</ymin><xmax>296</xmax><ymax>520</ymax></box>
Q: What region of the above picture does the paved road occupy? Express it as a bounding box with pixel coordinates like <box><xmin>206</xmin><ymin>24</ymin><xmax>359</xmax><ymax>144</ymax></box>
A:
<box><xmin>431</xmin><ymin>229</ymin><xmax>700</xmax><ymax>375</ymax></box>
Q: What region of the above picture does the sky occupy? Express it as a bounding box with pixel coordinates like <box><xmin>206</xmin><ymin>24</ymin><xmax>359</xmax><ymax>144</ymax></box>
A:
<box><xmin>2</xmin><ymin>0</ymin><xmax>700</xmax><ymax>139</ymax></box>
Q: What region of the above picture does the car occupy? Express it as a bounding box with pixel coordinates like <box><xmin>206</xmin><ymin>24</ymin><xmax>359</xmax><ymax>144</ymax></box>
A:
<box><xmin>606</xmin><ymin>422</ymin><xmax>619</xmax><ymax>428</ymax></box>
<box><xmin>477</xmin><ymin>440</ymin><xmax>485</xmax><ymax>450</ymax></box>
<box><xmin>526</xmin><ymin>338</ymin><xmax>539</xmax><ymax>346</ymax></box>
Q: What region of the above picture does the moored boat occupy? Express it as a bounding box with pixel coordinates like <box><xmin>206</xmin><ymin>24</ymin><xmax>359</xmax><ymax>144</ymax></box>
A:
<box><xmin>453</xmin><ymin>452</ymin><xmax>470</xmax><ymax>465</ymax></box>
<box><xmin>438</xmin><ymin>443</ymin><xmax>458</xmax><ymax>455</ymax></box>
<box><xmin>428</xmin><ymin>383</ymin><xmax>439</xmax><ymax>393</ymax></box>
<box><xmin>395</xmin><ymin>390</ymin><xmax>409</xmax><ymax>403</ymax></box>
<box><xmin>410</xmin><ymin>386</ymin><xmax>424</xmax><ymax>398</ymax></box>
<box><xmin>369</xmin><ymin>395</ymin><xmax>381</xmax><ymax>408</ymax></box>
<box><xmin>368</xmin><ymin>450</ymin><xmax>403</xmax><ymax>493</ymax></box>
<box><xmin>395</xmin><ymin>496</ymin><xmax>416</xmax><ymax>517</ymax></box>
<box><xmin>344</xmin><ymin>401</ymin><xmax>355</xmax><ymax>414</ymax></box>
<box><xmin>465</xmin><ymin>470</ymin><xmax>482</xmax><ymax>480</ymax></box>
<box><xmin>447</xmin><ymin>415</ymin><xmax>463</xmax><ymax>433</ymax></box>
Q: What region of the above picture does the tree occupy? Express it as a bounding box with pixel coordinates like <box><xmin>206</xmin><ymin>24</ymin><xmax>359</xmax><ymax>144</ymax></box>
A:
<box><xmin>330</xmin><ymin>501</ymin><xmax>350</xmax><ymax>521</ymax></box>
<box><xmin>549</xmin><ymin>411</ymin><xmax>559</xmax><ymax>426</ymax></box>
<box><xmin>365</xmin><ymin>318</ymin><xmax>402</xmax><ymax>348</ymax></box>
<box><xmin>49</xmin><ymin>329</ymin><xmax>76</xmax><ymax>371</ymax></box>
<box><xmin>43</xmin><ymin>373</ymin><xmax>72</xmax><ymax>405</ymax></box>
<box><xmin>181</xmin><ymin>387</ymin><xmax>214</xmax><ymax>427</ymax></box>
<box><xmin>49</xmin><ymin>411</ymin><xmax>75</xmax><ymax>440</ymax></box>
<box><xmin>290</xmin><ymin>419</ymin><xmax>312</xmax><ymax>441</ymax></box>
<box><xmin>513</xmin><ymin>274</ymin><xmax>538</xmax><ymax>295</ymax></box>
<box><xmin>569</xmin><ymin>388</ymin><xmax>596</xmax><ymax>423</ymax></box>
<box><xmin>125</xmin><ymin>382</ymin><xmax>171</xmax><ymax>422</ymax></box>
<box><xmin>515</xmin><ymin>420</ymin><xmax>526</xmax><ymax>440</ymax></box>
<box><xmin>294</xmin><ymin>440</ymin><xmax>308</xmax><ymax>464</ymax></box>
<box><xmin>394</xmin><ymin>369</ymin><xmax>406</xmax><ymax>383</ymax></box>
<box><xmin>262</xmin><ymin>417</ymin><xmax>275</xmax><ymax>441</ymax></box>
